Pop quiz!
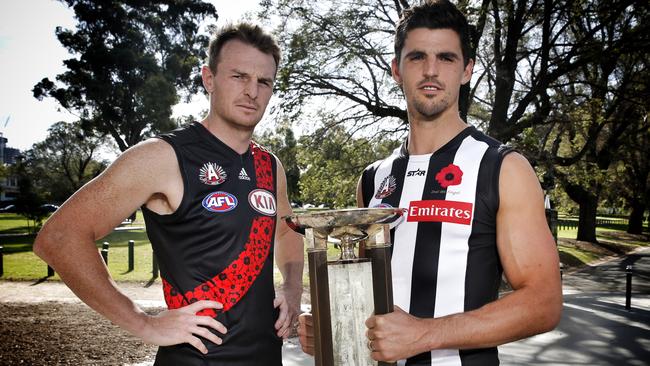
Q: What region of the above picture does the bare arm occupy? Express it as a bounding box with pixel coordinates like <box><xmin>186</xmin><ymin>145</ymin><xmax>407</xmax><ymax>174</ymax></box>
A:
<box><xmin>273</xmin><ymin>158</ymin><xmax>304</xmax><ymax>338</ymax></box>
<box><xmin>356</xmin><ymin>175</ymin><xmax>365</xmax><ymax>208</ymax></box>
<box><xmin>33</xmin><ymin>139</ymin><xmax>225</xmax><ymax>353</ymax></box>
<box><xmin>366</xmin><ymin>152</ymin><xmax>562</xmax><ymax>362</ymax></box>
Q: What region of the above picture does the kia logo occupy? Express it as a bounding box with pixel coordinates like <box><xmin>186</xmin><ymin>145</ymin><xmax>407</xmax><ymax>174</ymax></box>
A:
<box><xmin>248</xmin><ymin>189</ymin><xmax>276</xmax><ymax>216</ymax></box>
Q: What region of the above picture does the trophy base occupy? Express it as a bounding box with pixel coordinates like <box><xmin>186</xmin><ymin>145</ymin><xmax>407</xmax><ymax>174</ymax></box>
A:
<box><xmin>328</xmin><ymin>261</ymin><xmax>375</xmax><ymax>366</ymax></box>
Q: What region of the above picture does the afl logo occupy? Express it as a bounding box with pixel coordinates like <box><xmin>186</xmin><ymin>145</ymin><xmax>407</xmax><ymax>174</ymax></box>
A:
<box><xmin>202</xmin><ymin>191</ymin><xmax>238</xmax><ymax>212</ymax></box>
<box><xmin>248</xmin><ymin>189</ymin><xmax>277</xmax><ymax>216</ymax></box>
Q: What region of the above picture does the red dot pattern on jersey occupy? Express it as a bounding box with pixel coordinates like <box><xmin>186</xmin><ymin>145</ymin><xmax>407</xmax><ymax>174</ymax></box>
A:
<box><xmin>161</xmin><ymin>143</ymin><xmax>276</xmax><ymax>316</ymax></box>
<box><xmin>162</xmin><ymin>216</ymin><xmax>274</xmax><ymax>316</ymax></box>
<box><xmin>252</xmin><ymin>142</ymin><xmax>274</xmax><ymax>191</ymax></box>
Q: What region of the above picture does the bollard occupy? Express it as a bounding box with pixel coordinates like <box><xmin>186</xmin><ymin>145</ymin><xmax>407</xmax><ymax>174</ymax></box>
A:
<box><xmin>101</xmin><ymin>248</ymin><xmax>109</xmax><ymax>264</ymax></box>
<box><xmin>0</xmin><ymin>245</ymin><xmax>3</xmax><ymax>277</ymax></box>
<box><xmin>625</xmin><ymin>265</ymin><xmax>633</xmax><ymax>310</ymax></box>
<box><xmin>152</xmin><ymin>252</ymin><xmax>159</xmax><ymax>278</ymax></box>
<box><xmin>47</xmin><ymin>265</ymin><xmax>55</xmax><ymax>277</ymax></box>
<box><xmin>101</xmin><ymin>241</ymin><xmax>109</xmax><ymax>264</ymax></box>
<box><xmin>128</xmin><ymin>240</ymin><xmax>135</xmax><ymax>272</ymax></box>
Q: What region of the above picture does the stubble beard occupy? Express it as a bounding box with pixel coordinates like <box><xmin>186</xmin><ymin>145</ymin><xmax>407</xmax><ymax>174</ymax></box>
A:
<box><xmin>412</xmin><ymin>92</ymin><xmax>452</xmax><ymax>120</ymax></box>
<box><xmin>224</xmin><ymin>116</ymin><xmax>259</xmax><ymax>132</ymax></box>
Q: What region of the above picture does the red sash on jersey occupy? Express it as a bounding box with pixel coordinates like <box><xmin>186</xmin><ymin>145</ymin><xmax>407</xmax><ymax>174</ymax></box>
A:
<box><xmin>163</xmin><ymin>143</ymin><xmax>275</xmax><ymax>316</ymax></box>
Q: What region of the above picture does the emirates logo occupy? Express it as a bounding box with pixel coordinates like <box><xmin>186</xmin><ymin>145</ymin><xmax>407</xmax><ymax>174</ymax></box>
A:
<box><xmin>407</xmin><ymin>199</ymin><xmax>473</xmax><ymax>225</ymax></box>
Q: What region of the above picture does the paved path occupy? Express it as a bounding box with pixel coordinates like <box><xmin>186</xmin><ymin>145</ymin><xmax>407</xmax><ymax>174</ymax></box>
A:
<box><xmin>2</xmin><ymin>247</ymin><xmax>649</xmax><ymax>365</ymax></box>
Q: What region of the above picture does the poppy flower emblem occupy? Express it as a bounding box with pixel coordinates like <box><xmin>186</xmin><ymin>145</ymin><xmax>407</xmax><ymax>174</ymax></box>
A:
<box><xmin>435</xmin><ymin>164</ymin><xmax>463</xmax><ymax>188</ymax></box>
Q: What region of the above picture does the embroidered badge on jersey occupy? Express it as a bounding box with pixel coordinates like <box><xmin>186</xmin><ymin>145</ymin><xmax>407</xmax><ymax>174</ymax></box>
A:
<box><xmin>238</xmin><ymin>167</ymin><xmax>251</xmax><ymax>180</ymax></box>
<box><xmin>199</xmin><ymin>162</ymin><xmax>227</xmax><ymax>185</ymax></box>
<box><xmin>249</xmin><ymin>189</ymin><xmax>276</xmax><ymax>216</ymax></box>
<box><xmin>375</xmin><ymin>175</ymin><xmax>397</xmax><ymax>199</ymax></box>
<box><xmin>202</xmin><ymin>191</ymin><xmax>238</xmax><ymax>212</ymax></box>
<box><xmin>435</xmin><ymin>164</ymin><xmax>463</xmax><ymax>188</ymax></box>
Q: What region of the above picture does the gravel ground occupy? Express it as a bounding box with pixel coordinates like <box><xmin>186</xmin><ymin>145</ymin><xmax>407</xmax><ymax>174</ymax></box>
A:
<box><xmin>0</xmin><ymin>301</ymin><xmax>160</xmax><ymax>365</ymax></box>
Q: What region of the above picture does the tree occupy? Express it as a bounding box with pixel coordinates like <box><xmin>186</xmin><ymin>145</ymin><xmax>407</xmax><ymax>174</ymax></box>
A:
<box><xmin>259</xmin><ymin>0</ymin><xmax>408</xmax><ymax>134</ymax></box>
<box><xmin>260</xmin><ymin>0</ymin><xmax>644</xmax><ymax>139</ymax></box>
<box><xmin>297</xmin><ymin>120</ymin><xmax>400</xmax><ymax>208</ymax></box>
<box><xmin>33</xmin><ymin>0</ymin><xmax>217</xmax><ymax>151</ymax></box>
<box><xmin>25</xmin><ymin>121</ymin><xmax>109</xmax><ymax>204</ymax></box>
<box><xmin>525</xmin><ymin>3</ymin><xmax>650</xmax><ymax>242</ymax></box>
<box><xmin>257</xmin><ymin>0</ymin><xmax>649</xmax><ymax>240</ymax></box>
<box><xmin>255</xmin><ymin>121</ymin><xmax>301</xmax><ymax>203</ymax></box>
<box><xmin>12</xmin><ymin>161</ymin><xmax>48</xmax><ymax>233</ymax></box>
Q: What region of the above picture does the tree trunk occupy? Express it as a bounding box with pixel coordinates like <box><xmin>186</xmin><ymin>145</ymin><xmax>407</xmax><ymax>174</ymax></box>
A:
<box><xmin>561</xmin><ymin>177</ymin><xmax>599</xmax><ymax>243</ymax></box>
<box><xmin>627</xmin><ymin>201</ymin><xmax>646</xmax><ymax>234</ymax></box>
<box><xmin>576</xmin><ymin>196</ymin><xmax>598</xmax><ymax>242</ymax></box>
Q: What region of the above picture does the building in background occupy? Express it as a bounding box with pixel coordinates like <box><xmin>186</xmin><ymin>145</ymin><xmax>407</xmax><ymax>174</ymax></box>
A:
<box><xmin>0</xmin><ymin>133</ymin><xmax>21</xmax><ymax>203</ymax></box>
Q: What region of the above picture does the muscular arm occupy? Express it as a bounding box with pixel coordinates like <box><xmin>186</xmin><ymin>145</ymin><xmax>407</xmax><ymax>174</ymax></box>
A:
<box><xmin>33</xmin><ymin>139</ymin><xmax>225</xmax><ymax>353</ymax></box>
<box><xmin>273</xmin><ymin>159</ymin><xmax>304</xmax><ymax>337</ymax></box>
<box><xmin>367</xmin><ymin>152</ymin><xmax>562</xmax><ymax>361</ymax></box>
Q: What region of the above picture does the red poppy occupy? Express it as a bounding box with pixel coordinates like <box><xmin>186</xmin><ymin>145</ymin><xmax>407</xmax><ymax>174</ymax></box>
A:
<box><xmin>435</xmin><ymin>164</ymin><xmax>463</xmax><ymax>188</ymax></box>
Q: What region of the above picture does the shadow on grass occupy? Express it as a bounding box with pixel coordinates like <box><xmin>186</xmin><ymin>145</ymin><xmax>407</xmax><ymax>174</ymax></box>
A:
<box><xmin>0</xmin><ymin>234</ymin><xmax>36</xmax><ymax>253</ymax></box>
<box><xmin>31</xmin><ymin>277</ymin><xmax>51</xmax><ymax>286</ymax></box>
<box><xmin>558</xmin><ymin>250</ymin><xmax>587</xmax><ymax>267</ymax></box>
<box><xmin>145</xmin><ymin>277</ymin><xmax>159</xmax><ymax>288</ymax></box>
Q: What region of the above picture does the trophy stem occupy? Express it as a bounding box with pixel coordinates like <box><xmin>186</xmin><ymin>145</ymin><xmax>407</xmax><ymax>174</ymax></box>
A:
<box><xmin>336</xmin><ymin>236</ymin><xmax>355</xmax><ymax>261</ymax></box>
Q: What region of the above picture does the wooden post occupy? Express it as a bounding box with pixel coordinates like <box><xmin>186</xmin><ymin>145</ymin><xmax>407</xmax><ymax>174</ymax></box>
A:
<box><xmin>128</xmin><ymin>240</ymin><xmax>134</xmax><ymax>271</ymax></box>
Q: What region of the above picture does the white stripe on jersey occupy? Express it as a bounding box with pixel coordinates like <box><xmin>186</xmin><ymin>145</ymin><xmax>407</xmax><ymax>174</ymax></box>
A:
<box><xmin>430</xmin><ymin>136</ymin><xmax>489</xmax><ymax>365</ymax></box>
<box><xmin>387</xmin><ymin>154</ymin><xmax>430</xmax><ymax>313</ymax></box>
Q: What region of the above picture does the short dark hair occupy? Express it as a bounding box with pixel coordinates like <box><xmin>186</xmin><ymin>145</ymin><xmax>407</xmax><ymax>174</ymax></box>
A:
<box><xmin>394</xmin><ymin>0</ymin><xmax>472</xmax><ymax>66</ymax></box>
<box><xmin>207</xmin><ymin>22</ymin><xmax>281</xmax><ymax>73</ymax></box>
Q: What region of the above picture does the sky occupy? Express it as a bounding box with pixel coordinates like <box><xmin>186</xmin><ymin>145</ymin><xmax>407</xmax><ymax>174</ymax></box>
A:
<box><xmin>0</xmin><ymin>0</ymin><xmax>261</xmax><ymax>152</ymax></box>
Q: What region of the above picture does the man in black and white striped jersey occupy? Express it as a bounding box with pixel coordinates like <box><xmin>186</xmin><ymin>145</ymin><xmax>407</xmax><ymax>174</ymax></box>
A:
<box><xmin>299</xmin><ymin>1</ymin><xmax>562</xmax><ymax>365</ymax></box>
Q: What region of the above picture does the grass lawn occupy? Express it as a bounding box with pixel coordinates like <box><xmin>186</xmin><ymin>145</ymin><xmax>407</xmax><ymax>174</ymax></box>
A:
<box><xmin>0</xmin><ymin>211</ymin><xmax>160</xmax><ymax>282</ymax></box>
<box><xmin>0</xmin><ymin>228</ymin><xmax>157</xmax><ymax>282</ymax></box>
<box><xmin>557</xmin><ymin>225</ymin><xmax>649</xmax><ymax>268</ymax></box>
<box><xmin>1</xmin><ymin>212</ymin><xmax>647</xmax><ymax>283</ymax></box>
<box><xmin>0</xmin><ymin>214</ymin><xmax>40</xmax><ymax>234</ymax></box>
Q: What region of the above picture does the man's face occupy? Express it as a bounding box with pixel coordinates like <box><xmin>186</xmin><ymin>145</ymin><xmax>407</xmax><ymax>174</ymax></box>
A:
<box><xmin>392</xmin><ymin>28</ymin><xmax>473</xmax><ymax>120</ymax></box>
<box><xmin>202</xmin><ymin>40</ymin><xmax>276</xmax><ymax>131</ymax></box>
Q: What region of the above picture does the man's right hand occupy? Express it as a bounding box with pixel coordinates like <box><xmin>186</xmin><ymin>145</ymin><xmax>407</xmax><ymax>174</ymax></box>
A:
<box><xmin>138</xmin><ymin>300</ymin><xmax>227</xmax><ymax>354</ymax></box>
<box><xmin>297</xmin><ymin>312</ymin><xmax>314</xmax><ymax>356</ymax></box>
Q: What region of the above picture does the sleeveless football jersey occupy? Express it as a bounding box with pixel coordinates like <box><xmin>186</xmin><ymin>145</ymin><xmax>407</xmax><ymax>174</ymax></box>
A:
<box><xmin>142</xmin><ymin>122</ymin><xmax>281</xmax><ymax>366</ymax></box>
<box><xmin>361</xmin><ymin>126</ymin><xmax>512</xmax><ymax>366</ymax></box>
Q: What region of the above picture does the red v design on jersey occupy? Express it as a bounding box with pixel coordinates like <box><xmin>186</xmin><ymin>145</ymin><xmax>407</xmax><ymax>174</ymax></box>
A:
<box><xmin>163</xmin><ymin>144</ymin><xmax>276</xmax><ymax>315</ymax></box>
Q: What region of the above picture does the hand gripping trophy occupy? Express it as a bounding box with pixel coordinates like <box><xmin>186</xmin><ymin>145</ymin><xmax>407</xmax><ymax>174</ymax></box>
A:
<box><xmin>285</xmin><ymin>207</ymin><xmax>403</xmax><ymax>366</ymax></box>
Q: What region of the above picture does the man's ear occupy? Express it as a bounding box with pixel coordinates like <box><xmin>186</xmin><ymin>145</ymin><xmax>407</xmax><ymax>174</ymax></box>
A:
<box><xmin>201</xmin><ymin>65</ymin><xmax>214</xmax><ymax>92</ymax></box>
<box><xmin>391</xmin><ymin>57</ymin><xmax>403</xmax><ymax>86</ymax></box>
<box><xmin>461</xmin><ymin>58</ymin><xmax>474</xmax><ymax>85</ymax></box>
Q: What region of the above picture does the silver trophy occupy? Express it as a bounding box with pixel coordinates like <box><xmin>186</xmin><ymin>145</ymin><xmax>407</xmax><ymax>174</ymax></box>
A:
<box><xmin>285</xmin><ymin>208</ymin><xmax>403</xmax><ymax>366</ymax></box>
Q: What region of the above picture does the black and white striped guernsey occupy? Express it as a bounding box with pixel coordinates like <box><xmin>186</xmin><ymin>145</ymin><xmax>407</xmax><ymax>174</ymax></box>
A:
<box><xmin>361</xmin><ymin>126</ymin><xmax>513</xmax><ymax>366</ymax></box>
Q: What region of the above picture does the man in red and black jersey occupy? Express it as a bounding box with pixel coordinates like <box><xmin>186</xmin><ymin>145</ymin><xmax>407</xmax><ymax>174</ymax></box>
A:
<box><xmin>34</xmin><ymin>22</ymin><xmax>303</xmax><ymax>365</ymax></box>
<box><xmin>299</xmin><ymin>1</ymin><xmax>562</xmax><ymax>365</ymax></box>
